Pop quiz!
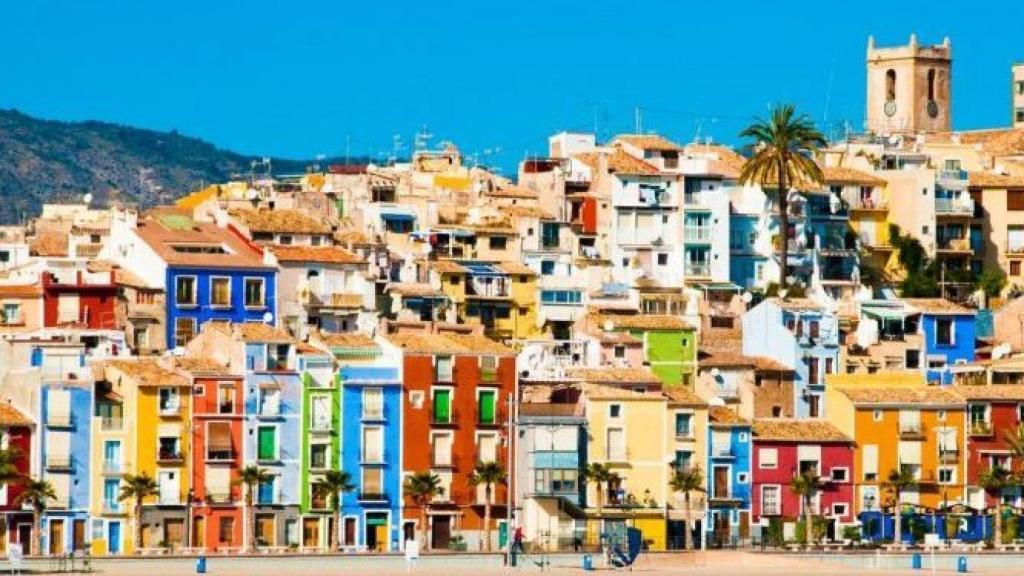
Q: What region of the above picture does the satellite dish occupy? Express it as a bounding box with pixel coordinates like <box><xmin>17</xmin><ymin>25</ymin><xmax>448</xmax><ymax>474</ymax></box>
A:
<box><xmin>741</xmin><ymin>291</ymin><xmax>753</xmax><ymax>304</ymax></box>
<box><xmin>262</xmin><ymin>311</ymin><xmax>274</xmax><ymax>323</ymax></box>
<box><xmin>710</xmin><ymin>368</ymin><xmax>720</xmax><ymax>377</ymax></box>
<box><xmin>603</xmin><ymin>320</ymin><xmax>615</xmax><ymax>332</ymax></box>
<box><xmin>82</xmin><ymin>193</ymin><xmax>94</xmax><ymax>205</ymax></box>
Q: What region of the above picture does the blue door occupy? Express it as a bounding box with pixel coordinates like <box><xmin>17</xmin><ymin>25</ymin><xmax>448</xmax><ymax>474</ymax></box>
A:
<box><xmin>108</xmin><ymin>522</ymin><xmax>121</xmax><ymax>554</ymax></box>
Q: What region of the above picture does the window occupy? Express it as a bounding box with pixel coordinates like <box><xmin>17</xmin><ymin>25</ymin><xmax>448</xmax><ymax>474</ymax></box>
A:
<box><xmin>175</xmin><ymin>276</ymin><xmax>197</xmax><ymax>306</ymax></box>
<box><xmin>310</xmin><ymin>395</ymin><xmax>331</xmax><ymax>430</ymax></box>
<box><xmin>540</xmin><ymin>261</ymin><xmax>555</xmax><ymax>275</ymax></box>
<box><xmin>477</xmin><ymin>432</ymin><xmax>498</xmax><ymax>463</ymax></box>
<box><xmin>609</xmin><ymin>404</ymin><xmax>622</xmax><ymax>419</ymax></box>
<box><xmin>936</xmin><ymin>318</ymin><xmax>954</xmax><ymax>346</ymax></box>
<box><xmin>210</xmin><ymin>277</ymin><xmax>231</xmax><ymax>307</ymax></box>
<box><xmin>614</xmin><ymin>345</ymin><xmax>625</xmax><ymax>359</ymax></box>
<box><xmin>873</xmin><ymin>410</ymin><xmax>883</xmax><ymax>422</ymax></box>
<box><xmin>257</xmin><ymin>426</ymin><xmax>277</xmax><ymax>461</ymax></box>
<box><xmin>218</xmin><ymin>383</ymin><xmax>235</xmax><ymax>414</ymax></box>
<box><xmin>477</xmin><ymin>390</ymin><xmax>497</xmax><ymax>425</ymax></box>
<box><xmin>809</xmin><ymin>320</ymin><xmax>819</xmax><ymax>338</ymax></box>
<box><xmin>657</xmin><ymin>253</ymin><xmax>668</xmax><ymax>266</ymax></box>
<box><xmin>830</xmin><ymin>468</ymin><xmax>849</xmax><ymax>482</ymax></box>
<box><xmin>759</xmin><ymin>448</ymin><xmax>778</xmax><ymax>469</ymax></box>
<box><xmin>258</xmin><ymin>387</ymin><xmax>280</xmax><ymax>416</ymax></box>
<box><xmin>0</xmin><ymin>250</ymin><xmax>8</xmax><ymax>263</ymax></box>
<box><xmin>1014</xmin><ymin>261</ymin><xmax>1022</xmax><ymax>277</ymax></box>
<box><xmin>219</xmin><ymin>517</ymin><xmax>234</xmax><ymax>543</ymax></box>
<box><xmin>606</xmin><ymin>428</ymin><xmax>625</xmax><ymax>461</ymax></box>
<box><xmin>1009</xmin><ymin>190</ymin><xmax>1024</xmax><ymax>211</ymax></box>
<box><xmin>362</xmin><ymin>388</ymin><xmax>383</xmax><ymax>420</ymax></box>
<box><xmin>431</xmin><ymin>433</ymin><xmax>453</xmax><ymax>467</ymax></box>
<box><xmin>257</xmin><ymin>477</ymin><xmax>275</xmax><ymax>504</ymax></box>
<box><xmin>674</xmin><ymin>413</ymin><xmax>692</xmax><ymax>438</ymax></box>
<box><xmin>737</xmin><ymin>472</ymin><xmax>749</xmax><ymax>484</ymax></box>
<box><xmin>825</xmin><ymin>357</ymin><xmax>834</xmax><ymax>375</ymax></box>
<box><xmin>862</xmin><ymin>444</ymin><xmax>878</xmax><ymax>482</ymax></box>
<box><xmin>832</xmin><ymin>503</ymin><xmax>849</xmax><ymax>517</ymax></box>
<box><xmin>432</xmin><ymin>389</ymin><xmax>452</xmax><ymax>424</ymax></box>
<box><xmin>489</xmin><ymin>236</ymin><xmax>507</xmax><ymax>251</ymax></box>
<box><xmin>310</xmin><ymin>444</ymin><xmax>328</xmax><ymax>470</ymax></box>
<box><xmin>885</xmin><ymin>69</ymin><xmax>896</xmax><ymax>101</ymax></box>
<box><xmin>1</xmin><ymin>303</ymin><xmax>21</xmax><ymax>325</ymax></box>
<box><xmin>480</xmin><ymin>356</ymin><xmax>498</xmax><ymax>382</ymax></box>
<box><xmin>434</xmin><ymin>356</ymin><xmax>453</xmax><ymax>382</ymax></box>
<box><xmin>938</xmin><ymin>467</ymin><xmax>955</xmax><ymax>485</ymax></box>
<box><xmin>673</xmin><ymin>450</ymin><xmax>692</xmax><ymax>470</ymax></box>
<box><xmin>540</xmin><ymin>290</ymin><xmax>583</xmax><ymax>305</ymax></box>
<box><xmin>807</xmin><ymin>357</ymin><xmax>819</xmax><ymax>385</ymax></box>
<box><xmin>362</xmin><ymin>426</ymin><xmax>383</xmax><ymax>463</ymax></box>
<box><xmin>761</xmin><ymin>485</ymin><xmax>781</xmax><ymax>516</ymax></box>
<box><xmin>244</xmin><ymin>278</ymin><xmax>266</xmax><ymax>308</ymax></box>
<box><xmin>158</xmin><ymin>388</ymin><xmax>180</xmax><ymax>415</ymax></box>
<box><xmin>361</xmin><ymin>468</ymin><xmax>383</xmax><ymax>498</ymax></box>
<box><xmin>906</xmin><ymin>350</ymin><xmax>921</xmax><ymax>369</ymax></box>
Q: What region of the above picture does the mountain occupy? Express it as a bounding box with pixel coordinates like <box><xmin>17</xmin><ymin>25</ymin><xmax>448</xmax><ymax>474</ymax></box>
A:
<box><xmin>0</xmin><ymin>109</ymin><xmax>343</xmax><ymax>224</ymax></box>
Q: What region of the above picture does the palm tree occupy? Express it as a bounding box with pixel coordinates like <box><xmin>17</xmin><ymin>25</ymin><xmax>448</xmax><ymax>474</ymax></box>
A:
<box><xmin>978</xmin><ymin>466</ymin><xmax>1014</xmax><ymax>548</ymax></box>
<box><xmin>883</xmin><ymin>468</ymin><xmax>918</xmax><ymax>545</ymax></box>
<box><xmin>235</xmin><ymin>466</ymin><xmax>270</xmax><ymax>553</ymax></box>
<box><xmin>15</xmin><ymin>478</ymin><xmax>55</xmax><ymax>556</ymax></box>
<box><xmin>469</xmin><ymin>461</ymin><xmax>507</xmax><ymax>551</ymax></box>
<box><xmin>313</xmin><ymin>470</ymin><xmax>355</xmax><ymax>552</ymax></box>
<box><xmin>789</xmin><ymin>470</ymin><xmax>821</xmax><ymax>546</ymax></box>
<box><xmin>119</xmin><ymin>473</ymin><xmax>159</xmax><ymax>553</ymax></box>
<box><xmin>669</xmin><ymin>466</ymin><xmax>704</xmax><ymax>550</ymax></box>
<box><xmin>739</xmin><ymin>104</ymin><xmax>827</xmax><ymax>289</ymax></box>
<box><xmin>403</xmin><ymin>471</ymin><xmax>443</xmax><ymax>550</ymax></box>
<box><xmin>0</xmin><ymin>446</ymin><xmax>23</xmax><ymax>487</ymax></box>
<box><xmin>583</xmin><ymin>463</ymin><xmax>617</xmax><ymax>517</ymax></box>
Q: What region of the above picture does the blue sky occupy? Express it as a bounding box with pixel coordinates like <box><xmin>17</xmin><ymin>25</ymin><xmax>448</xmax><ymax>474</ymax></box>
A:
<box><xmin>2</xmin><ymin>1</ymin><xmax>1022</xmax><ymax>174</ymax></box>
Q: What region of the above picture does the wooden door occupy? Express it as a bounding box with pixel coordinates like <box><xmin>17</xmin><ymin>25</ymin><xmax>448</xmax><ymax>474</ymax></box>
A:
<box><xmin>738</xmin><ymin>511</ymin><xmax>750</xmax><ymax>540</ymax></box>
<box><xmin>193</xmin><ymin>517</ymin><xmax>205</xmax><ymax>548</ymax></box>
<box><xmin>344</xmin><ymin>518</ymin><xmax>356</xmax><ymax>547</ymax></box>
<box><xmin>73</xmin><ymin>519</ymin><xmax>86</xmax><ymax>551</ymax></box>
<box><xmin>431</xmin><ymin>516</ymin><xmax>451</xmax><ymax>550</ymax></box>
<box><xmin>302</xmin><ymin>518</ymin><xmax>319</xmax><ymax>548</ymax></box>
<box><xmin>49</xmin><ymin>519</ymin><xmax>64</xmax><ymax>555</ymax></box>
<box><xmin>713</xmin><ymin>512</ymin><xmax>729</xmax><ymax>548</ymax></box>
<box><xmin>713</xmin><ymin>466</ymin><xmax>729</xmax><ymax>499</ymax></box>
<box><xmin>256</xmin><ymin>515</ymin><xmax>274</xmax><ymax>547</ymax></box>
<box><xmin>164</xmin><ymin>519</ymin><xmax>184</xmax><ymax>549</ymax></box>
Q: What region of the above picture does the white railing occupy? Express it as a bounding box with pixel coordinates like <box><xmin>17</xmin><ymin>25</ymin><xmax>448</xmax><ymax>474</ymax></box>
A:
<box><xmin>684</xmin><ymin>227</ymin><xmax>712</xmax><ymax>243</ymax></box>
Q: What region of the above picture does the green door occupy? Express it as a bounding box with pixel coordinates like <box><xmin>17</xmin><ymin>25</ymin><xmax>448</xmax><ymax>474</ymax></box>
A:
<box><xmin>478</xmin><ymin>390</ymin><xmax>495</xmax><ymax>425</ymax></box>
<box><xmin>433</xmin><ymin>390</ymin><xmax>450</xmax><ymax>423</ymax></box>
<box><xmin>257</xmin><ymin>427</ymin><xmax>276</xmax><ymax>460</ymax></box>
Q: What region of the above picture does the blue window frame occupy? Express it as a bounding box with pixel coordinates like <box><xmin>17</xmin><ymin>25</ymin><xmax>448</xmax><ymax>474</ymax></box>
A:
<box><xmin>540</xmin><ymin>290</ymin><xmax>582</xmax><ymax>305</ymax></box>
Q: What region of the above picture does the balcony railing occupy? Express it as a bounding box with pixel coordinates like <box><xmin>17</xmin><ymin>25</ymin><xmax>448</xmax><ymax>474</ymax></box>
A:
<box><xmin>898</xmin><ymin>423</ymin><xmax>926</xmax><ymax>439</ymax></box>
<box><xmin>683</xmin><ymin>194</ymin><xmax>711</xmax><ymax>209</ymax></box>
<box><xmin>159</xmin><ymin>402</ymin><xmax>181</xmax><ymax>417</ymax></box>
<box><xmin>357</xmin><ymin>493</ymin><xmax>388</xmax><ymax>502</ymax></box>
<box><xmin>206</xmin><ymin>491</ymin><xmax>232</xmax><ymax>504</ymax></box>
<box><xmin>158</xmin><ymin>449</ymin><xmax>183</xmax><ymax>463</ymax></box>
<box><xmin>100</xmin><ymin>417</ymin><xmax>123</xmax><ymax>431</ymax></box>
<box><xmin>361</xmin><ymin>452</ymin><xmax>385</xmax><ymax>465</ymax></box>
<box><xmin>684</xmin><ymin>227</ymin><xmax>712</xmax><ymax>243</ymax></box>
<box><xmin>711</xmin><ymin>444</ymin><xmax>733</xmax><ymax>458</ymax></box>
<box><xmin>47</xmin><ymin>412</ymin><xmax>72</xmax><ymax>428</ymax></box>
<box><xmin>46</xmin><ymin>455</ymin><xmax>73</xmax><ymax>471</ymax></box>
<box><xmin>937</xmin><ymin>237</ymin><xmax>970</xmax><ymax>251</ymax></box>
<box><xmin>939</xmin><ymin>449</ymin><xmax>959</xmax><ymax>464</ymax></box>
<box><xmin>935</xmin><ymin>197</ymin><xmax>974</xmax><ymax>215</ymax></box>
<box><xmin>103</xmin><ymin>461</ymin><xmax>123</xmax><ymax>475</ymax></box>
<box><xmin>685</xmin><ymin>264</ymin><xmax>711</xmax><ymax>277</ymax></box>
<box><xmin>206</xmin><ymin>450</ymin><xmax>235</xmax><ymax>462</ymax></box>
<box><xmin>969</xmin><ymin>421</ymin><xmax>993</xmax><ymax>437</ymax></box>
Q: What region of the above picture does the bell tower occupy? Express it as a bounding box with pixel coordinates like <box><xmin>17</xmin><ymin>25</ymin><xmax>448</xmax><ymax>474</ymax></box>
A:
<box><xmin>866</xmin><ymin>34</ymin><xmax>953</xmax><ymax>135</ymax></box>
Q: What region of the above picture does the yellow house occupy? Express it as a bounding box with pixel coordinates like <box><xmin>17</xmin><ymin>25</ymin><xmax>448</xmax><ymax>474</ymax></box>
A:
<box><xmin>664</xmin><ymin>388</ymin><xmax>709</xmax><ymax>548</ymax></box>
<box><xmin>825</xmin><ymin>372</ymin><xmax>966</xmax><ymax>514</ymax></box>
<box><xmin>582</xmin><ymin>382</ymin><xmax>670</xmax><ymax>550</ymax></box>
<box><xmin>100</xmin><ymin>360</ymin><xmax>193</xmax><ymax>552</ymax></box>
<box><xmin>428</xmin><ymin>259</ymin><xmax>540</xmax><ymax>342</ymax></box>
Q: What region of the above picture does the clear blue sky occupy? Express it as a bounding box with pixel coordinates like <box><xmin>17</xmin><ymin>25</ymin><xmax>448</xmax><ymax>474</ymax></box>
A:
<box><xmin>2</xmin><ymin>1</ymin><xmax>1022</xmax><ymax>174</ymax></box>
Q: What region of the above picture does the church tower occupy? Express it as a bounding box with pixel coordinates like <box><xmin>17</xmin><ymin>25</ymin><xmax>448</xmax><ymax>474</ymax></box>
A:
<box><xmin>866</xmin><ymin>34</ymin><xmax>952</xmax><ymax>135</ymax></box>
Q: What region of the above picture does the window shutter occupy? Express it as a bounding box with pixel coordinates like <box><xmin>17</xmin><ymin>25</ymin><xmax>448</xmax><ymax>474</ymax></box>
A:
<box><xmin>257</xmin><ymin>427</ymin><xmax>276</xmax><ymax>460</ymax></box>
<box><xmin>862</xmin><ymin>444</ymin><xmax>878</xmax><ymax>475</ymax></box>
<box><xmin>898</xmin><ymin>441</ymin><xmax>921</xmax><ymax>465</ymax></box>
<box><xmin>434</xmin><ymin>390</ymin><xmax>450</xmax><ymax>422</ymax></box>
<box><xmin>478</xmin><ymin>390</ymin><xmax>496</xmax><ymax>424</ymax></box>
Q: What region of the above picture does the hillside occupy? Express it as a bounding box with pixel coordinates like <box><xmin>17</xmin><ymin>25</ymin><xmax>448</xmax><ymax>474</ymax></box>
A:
<box><xmin>0</xmin><ymin>109</ymin><xmax>335</xmax><ymax>224</ymax></box>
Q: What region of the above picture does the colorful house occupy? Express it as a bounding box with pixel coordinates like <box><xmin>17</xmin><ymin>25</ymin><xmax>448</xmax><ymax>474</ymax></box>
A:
<box><xmin>390</xmin><ymin>332</ymin><xmax>515</xmax><ymax>551</ymax></box>
<box><xmin>902</xmin><ymin>299</ymin><xmax>977</xmax><ymax>384</ymax></box>
<box><xmin>428</xmin><ymin>260</ymin><xmax>541</xmax><ymax>342</ymax></box>
<box><xmin>825</xmin><ymin>372</ymin><xmax>967</xmax><ymax>522</ymax></box>
<box><xmin>180</xmin><ymin>357</ymin><xmax>245</xmax><ymax>553</ymax></box>
<box><xmin>0</xmin><ymin>404</ymin><xmax>34</xmax><ymax>554</ymax></box>
<box><xmin>705</xmin><ymin>406</ymin><xmax>752</xmax><ymax>548</ymax></box>
<box><xmin>664</xmin><ymin>388</ymin><xmax>709</xmax><ymax>550</ymax></box>
<box><xmin>743</xmin><ymin>298</ymin><xmax>840</xmax><ymax>418</ymax></box>
<box><xmin>951</xmin><ymin>385</ymin><xmax>1024</xmax><ymax>509</ymax></box>
<box><xmin>298</xmin><ymin>342</ymin><xmax>342</xmax><ymax>549</ymax></box>
<box><xmin>42</xmin><ymin>269</ymin><xmax>118</xmax><ymax>329</ymax></box>
<box><xmin>751</xmin><ymin>419</ymin><xmax>855</xmax><ymax>541</ymax></box>
<box><xmin>595</xmin><ymin>314</ymin><xmax>697</xmax><ymax>386</ymax></box>
<box><xmin>0</xmin><ymin>283</ymin><xmax>43</xmax><ymax>335</ymax></box>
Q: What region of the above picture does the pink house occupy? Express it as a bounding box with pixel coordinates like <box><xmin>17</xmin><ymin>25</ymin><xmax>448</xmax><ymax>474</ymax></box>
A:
<box><xmin>751</xmin><ymin>420</ymin><xmax>855</xmax><ymax>531</ymax></box>
<box><xmin>583</xmin><ymin>329</ymin><xmax>645</xmax><ymax>368</ymax></box>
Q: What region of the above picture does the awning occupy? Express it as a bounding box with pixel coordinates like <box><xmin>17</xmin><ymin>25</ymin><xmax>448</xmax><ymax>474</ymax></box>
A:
<box><xmin>208</xmin><ymin>422</ymin><xmax>232</xmax><ymax>452</ymax></box>
<box><xmin>380</xmin><ymin>213</ymin><xmax>415</xmax><ymax>223</ymax></box>
<box><xmin>258</xmin><ymin>376</ymin><xmax>282</xmax><ymax>389</ymax></box>
<box><xmin>691</xmin><ymin>281</ymin><xmax>742</xmax><ymax>292</ymax></box>
<box><xmin>862</xmin><ymin>306</ymin><xmax>910</xmax><ymax>322</ymax></box>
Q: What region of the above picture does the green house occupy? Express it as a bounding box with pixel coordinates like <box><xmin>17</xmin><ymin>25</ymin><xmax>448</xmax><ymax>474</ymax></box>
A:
<box><xmin>599</xmin><ymin>314</ymin><xmax>697</xmax><ymax>386</ymax></box>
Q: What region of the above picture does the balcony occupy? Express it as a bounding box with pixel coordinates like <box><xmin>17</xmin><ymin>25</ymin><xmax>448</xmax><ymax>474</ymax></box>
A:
<box><xmin>158</xmin><ymin>495</ymin><xmax>181</xmax><ymax>506</ymax></box>
<box><xmin>431</xmin><ymin>454</ymin><xmax>455</xmax><ymax>468</ymax></box>
<box><xmin>683</xmin><ymin>193</ymin><xmax>712</xmax><ymax>210</ymax></box>
<box><xmin>848</xmin><ymin>197</ymin><xmax>887</xmax><ymax>211</ymax></box>
<box><xmin>684</xmin><ymin>227</ymin><xmax>712</xmax><ymax>244</ymax></box>
<box><xmin>937</xmin><ymin>237</ymin><xmax>971</xmax><ymax>252</ymax></box>
<box><xmin>46</xmin><ymin>455</ymin><xmax>73</xmax><ymax>471</ymax></box>
<box><xmin>102</xmin><ymin>461</ymin><xmax>123</xmax><ymax>475</ymax></box>
<box><xmin>206</xmin><ymin>491</ymin><xmax>233</xmax><ymax>505</ymax></box>
<box><xmin>102</xmin><ymin>502</ymin><xmax>123</xmax><ymax>515</ymax></box>
<box><xmin>937</xmin><ymin>169</ymin><xmax>969</xmax><ymax>190</ymax></box>
<box><xmin>159</xmin><ymin>401</ymin><xmax>181</xmax><ymax>417</ymax></box>
<box><xmin>939</xmin><ymin>449</ymin><xmax>959</xmax><ymax>464</ymax></box>
<box><xmin>47</xmin><ymin>412</ymin><xmax>72</xmax><ymax>428</ymax></box>
<box><xmin>100</xmin><ymin>417</ymin><xmax>123</xmax><ymax>431</ymax></box>
<box><xmin>360</xmin><ymin>452</ymin><xmax>385</xmax><ymax>466</ymax></box>
<box><xmin>257</xmin><ymin>403</ymin><xmax>281</xmax><ymax>419</ymax></box>
<box><xmin>206</xmin><ymin>450</ymin><xmax>235</xmax><ymax>462</ymax></box>
<box><xmin>357</xmin><ymin>493</ymin><xmax>388</xmax><ymax>503</ymax></box>
<box><xmin>157</xmin><ymin>449</ymin><xmax>184</xmax><ymax>464</ymax></box>
<box><xmin>711</xmin><ymin>444</ymin><xmax>733</xmax><ymax>458</ymax></box>
<box><xmin>684</xmin><ymin>264</ymin><xmax>711</xmax><ymax>278</ymax></box>
<box><xmin>309</xmin><ymin>291</ymin><xmax>363</xmax><ymax>310</ymax></box>
<box><xmin>898</xmin><ymin>423</ymin><xmax>926</xmax><ymax>439</ymax></box>
<box><xmin>935</xmin><ymin>196</ymin><xmax>974</xmax><ymax>216</ymax></box>
<box><xmin>431</xmin><ymin>409</ymin><xmax>456</xmax><ymax>426</ymax></box>
<box><xmin>969</xmin><ymin>421</ymin><xmax>993</xmax><ymax>437</ymax></box>
<box><xmin>309</xmin><ymin>419</ymin><xmax>333</xmax><ymax>434</ymax></box>
<box><xmin>0</xmin><ymin>312</ymin><xmax>24</xmax><ymax>326</ymax></box>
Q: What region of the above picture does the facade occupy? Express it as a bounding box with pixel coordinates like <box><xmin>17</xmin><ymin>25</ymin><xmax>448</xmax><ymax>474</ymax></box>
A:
<box><xmin>0</xmin><ymin>405</ymin><xmax>34</xmax><ymax>555</ymax></box>
<box><xmin>0</xmin><ymin>284</ymin><xmax>43</xmax><ymax>335</ymax></box>
<box><xmin>903</xmin><ymin>299</ymin><xmax>976</xmax><ymax>384</ymax></box>
<box><xmin>595</xmin><ymin>314</ymin><xmax>697</xmax><ymax>386</ymax></box>
<box><xmin>664</xmin><ymin>388</ymin><xmax>709</xmax><ymax>550</ymax></box>
<box><xmin>42</xmin><ymin>269</ymin><xmax>118</xmax><ymax>329</ymax></box>
<box><xmin>951</xmin><ymin>386</ymin><xmax>1024</xmax><ymax>509</ymax></box>
<box><xmin>865</xmin><ymin>35</ymin><xmax>953</xmax><ymax>135</ymax></box>
<box><xmin>391</xmin><ymin>332</ymin><xmax>515</xmax><ymax>551</ymax></box>
<box><xmin>1013</xmin><ymin>63</ymin><xmax>1024</xmax><ymax>128</ymax></box>
<box><xmin>705</xmin><ymin>407</ymin><xmax>752</xmax><ymax>548</ymax></box>
<box><xmin>751</xmin><ymin>420</ymin><xmax>855</xmax><ymax>541</ymax></box>
<box><xmin>696</xmin><ymin>349</ymin><xmax>796</xmax><ymax>420</ymax></box>
<box><xmin>41</xmin><ymin>375</ymin><xmax>94</xmax><ymax>554</ymax></box>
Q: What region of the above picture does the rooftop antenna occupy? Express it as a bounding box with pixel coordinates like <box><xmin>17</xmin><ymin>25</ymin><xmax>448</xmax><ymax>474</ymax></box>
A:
<box><xmin>389</xmin><ymin>134</ymin><xmax>403</xmax><ymax>165</ymax></box>
<box><xmin>414</xmin><ymin>126</ymin><xmax>433</xmax><ymax>151</ymax></box>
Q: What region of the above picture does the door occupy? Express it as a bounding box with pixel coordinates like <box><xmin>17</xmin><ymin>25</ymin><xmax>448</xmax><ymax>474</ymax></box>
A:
<box><xmin>344</xmin><ymin>518</ymin><xmax>356</xmax><ymax>547</ymax></box>
<box><xmin>108</xmin><ymin>522</ymin><xmax>121</xmax><ymax>554</ymax></box>
<box><xmin>366</xmin><ymin>513</ymin><xmax>387</xmax><ymax>551</ymax></box>
<box><xmin>49</xmin><ymin>519</ymin><xmax>64</xmax><ymax>555</ymax></box>
<box><xmin>431</xmin><ymin>516</ymin><xmax>451</xmax><ymax>550</ymax></box>
<box><xmin>164</xmin><ymin>519</ymin><xmax>184</xmax><ymax>550</ymax></box>
<box><xmin>159</xmin><ymin>471</ymin><xmax>179</xmax><ymax>504</ymax></box>
<box><xmin>302</xmin><ymin>518</ymin><xmax>319</xmax><ymax>549</ymax></box>
<box><xmin>73</xmin><ymin>519</ymin><xmax>86</xmax><ymax>551</ymax></box>
<box><xmin>713</xmin><ymin>466</ymin><xmax>729</xmax><ymax>499</ymax></box>
<box><xmin>192</xmin><ymin>517</ymin><xmax>205</xmax><ymax>549</ymax></box>
<box><xmin>16</xmin><ymin>524</ymin><xmax>31</xmax><ymax>551</ymax></box>
<box><xmin>403</xmin><ymin>522</ymin><xmax>415</xmax><ymax>545</ymax></box>
<box><xmin>713</xmin><ymin>512</ymin><xmax>729</xmax><ymax>548</ymax></box>
<box><xmin>255</xmin><ymin>515</ymin><xmax>274</xmax><ymax>547</ymax></box>
<box><xmin>104</xmin><ymin>441</ymin><xmax>121</xmax><ymax>471</ymax></box>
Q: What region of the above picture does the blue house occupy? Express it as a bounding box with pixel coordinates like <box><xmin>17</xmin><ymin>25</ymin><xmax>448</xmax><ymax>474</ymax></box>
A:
<box><xmin>33</xmin><ymin>343</ymin><xmax>93</xmax><ymax>554</ymax></box>
<box><xmin>133</xmin><ymin>212</ymin><xmax>277</xmax><ymax>349</ymax></box>
<box><xmin>904</xmin><ymin>299</ymin><xmax>977</xmax><ymax>384</ymax></box>
<box><xmin>742</xmin><ymin>298</ymin><xmax>840</xmax><ymax>418</ymax></box>
<box><xmin>729</xmin><ymin>214</ymin><xmax>766</xmax><ymax>290</ymax></box>
<box><xmin>705</xmin><ymin>406</ymin><xmax>751</xmax><ymax>548</ymax></box>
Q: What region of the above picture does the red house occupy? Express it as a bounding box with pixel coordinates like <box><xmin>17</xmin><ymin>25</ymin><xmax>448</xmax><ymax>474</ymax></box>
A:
<box><xmin>952</xmin><ymin>386</ymin><xmax>1024</xmax><ymax>508</ymax></box>
<box><xmin>751</xmin><ymin>420</ymin><xmax>855</xmax><ymax>533</ymax></box>
<box><xmin>389</xmin><ymin>331</ymin><xmax>515</xmax><ymax>551</ymax></box>
<box><xmin>0</xmin><ymin>403</ymin><xmax>34</xmax><ymax>552</ymax></box>
<box><xmin>178</xmin><ymin>358</ymin><xmax>245</xmax><ymax>552</ymax></box>
<box><xmin>42</xmin><ymin>270</ymin><xmax>118</xmax><ymax>329</ymax></box>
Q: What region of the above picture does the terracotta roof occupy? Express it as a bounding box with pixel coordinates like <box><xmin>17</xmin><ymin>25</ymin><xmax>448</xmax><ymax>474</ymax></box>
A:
<box><xmin>487</xmin><ymin>185</ymin><xmax>539</xmax><ymax>199</ymax></box>
<box><xmin>387</xmin><ymin>283</ymin><xmax>445</xmax><ymax>297</ymax></box>
<box><xmin>951</xmin><ymin>385</ymin><xmax>1024</xmax><ymax>401</ymax></box>
<box><xmin>29</xmin><ymin>232</ymin><xmax>68</xmax><ymax>257</ymax></box>
<box><xmin>334</xmin><ymin>228</ymin><xmax>372</xmax><ymax>245</ymax></box>
<box><xmin>823</xmin><ymin>166</ymin><xmax>886</xmax><ymax>186</ymax></box>
<box><xmin>430</xmin><ymin>260</ymin><xmax>467</xmax><ymax>274</ymax></box>
<box><xmin>904</xmin><ymin>298</ymin><xmax>975</xmax><ymax>315</ymax></box>
<box><xmin>270</xmin><ymin>245</ymin><xmax>364</xmax><ymax>265</ymax></box>
<box><xmin>0</xmin><ymin>284</ymin><xmax>42</xmax><ymax>298</ymax></box>
<box><xmin>588</xmin><ymin>330</ymin><xmax>641</xmax><ymax>345</ymax></box>
<box><xmin>574</xmin><ymin>150</ymin><xmax>659</xmax><ymax>176</ymax></box>
<box><xmin>314</xmin><ymin>331</ymin><xmax>379</xmax><ymax>349</ymax></box>
<box><xmin>234</xmin><ymin>322</ymin><xmax>294</xmax><ymax>344</ymax></box>
<box><xmin>567</xmin><ymin>367</ymin><xmax>661</xmax><ymax>384</ymax></box>
<box><xmin>752</xmin><ymin>419</ymin><xmax>851</xmax><ymax>442</ymax></box>
<box><xmin>497</xmin><ymin>262</ymin><xmax>537</xmax><ymax>276</ymax></box>
<box><xmin>769</xmin><ymin>298</ymin><xmax>825</xmax><ymax>312</ymax></box>
<box><xmin>683</xmin><ymin>144</ymin><xmax>747</xmax><ymax>179</ymax></box>
<box><xmin>582</xmin><ymin>383</ymin><xmax>667</xmax><ymax>401</ymax></box>
<box><xmin>662</xmin><ymin>387</ymin><xmax>708</xmax><ymax>406</ymax></box>
<box><xmin>0</xmin><ymin>403</ymin><xmax>32</xmax><ymax>426</ymax></box>
<box><xmin>614</xmin><ymin>134</ymin><xmax>682</xmax><ymax>151</ymax></box>
<box><xmin>969</xmin><ymin>172</ymin><xmax>1024</xmax><ymax>189</ymax></box>
<box><xmin>699</xmin><ymin>350</ymin><xmax>794</xmax><ymax>372</ymax></box>
<box><xmin>833</xmin><ymin>386</ymin><xmax>965</xmax><ymax>406</ymax></box>
<box><xmin>230</xmin><ymin>208</ymin><xmax>332</xmax><ymax>235</ymax></box>
<box><xmin>709</xmin><ymin>406</ymin><xmax>748</xmax><ymax>426</ymax></box>
<box><xmin>386</xmin><ymin>332</ymin><xmax>514</xmax><ymax>355</ymax></box>
<box><xmin>135</xmin><ymin>211</ymin><xmax>269</xmax><ymax>269</ymax></box>
<box><xmin>87</xmin><ymin>260</ymin><xmax>153</xmax><ymax>289</ymax></box>
<box><xmin>173</xmin><ymin>357</ymin><xmax>233</xmax><ymax>376</ymax></box>
<box><xmin>105</xmin><ymin>359</ymin><xmax>190</xmax><ymax>388</ymax></box>
<box><xmin>599</xmin><ymin>314</ymin><xmax>692</xmax><ymax>331</ymax></box>
<box><xmin>930</xmin><ymin>128</ymin><xmax>1024</xmax><ymax>157</ymax></box>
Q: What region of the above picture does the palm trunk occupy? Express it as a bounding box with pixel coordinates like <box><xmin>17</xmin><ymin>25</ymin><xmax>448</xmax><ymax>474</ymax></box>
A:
<box><xmin>805</xmin><ymin>495</ymin><xmax>813</xmax><ymax>546</ymax></box>
<box><xmin>421</xmin><ymin>504</ymin><xmax>429</xmax><ymax>551</ymax></box>
<box><xmin>893</xmin><ymin>491</ymin><xmax>901</xmax><ymax>545</ymax></box>
<box><xmin>777</xmin><ymin>156</ymin><xmax>789</xmax><ymax>289</ymax></box>
<box><xmin>483</xmin><ymin>484</ymin><xmax>492</xmax><ymax>552</ymax></box>
<box><xmin>247</xmin><ymin>489</ymin><xmax>256</xmax><ymax>553</ymax></box>
<box><xmin>333</xmin><ymin>502</ymin><xmax>341</xmax><ymax>552</ymax></box>
<box><xmin>33</xmin><ymin>509</ymin><xmax>41</xmax><ymax>556</ymax></box>
<box><xmin>994</xmin><ymin>503</ymin><xmax>1003</xmax><ymax>548</ymax></box>
<box><xmin>683</xmin><ymin>492</ymin><xmax>692</xmax><ymax>550</ymax></box>
<box><xmin>135</xmin><ymin>498</ymin><xmax>143</xmax><ymax>554</ymax></box>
